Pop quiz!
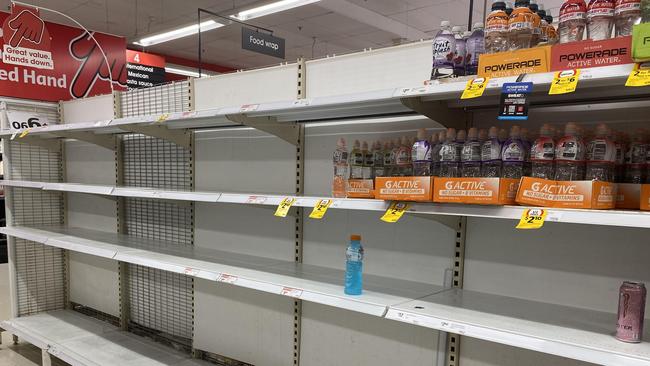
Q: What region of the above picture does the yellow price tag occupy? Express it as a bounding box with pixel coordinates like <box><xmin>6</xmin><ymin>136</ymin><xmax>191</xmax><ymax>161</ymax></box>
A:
<box><xmin>19</xmin><ymin>129</ymin><xmax>30</xmax><ymax>138</ymax></box>
<box><xmin>157</xmin><ymin>113</ymin><xmax>169</xmax><ymax>123</ymax></box>
<box><xmin>274</xmin><ymin>197</ymin><xmax>296</xmax><ymax>217</ymax></box>
<box><xmin>461</xmin><ymin>77</ymin><xmax>489</xmax><ymax>99</ymax></box>
<box><xmin>549</xmin><ymin>69</ymin><xmax>579</xmax><ymax>95</ymax></box>
<box><xmin>309</xmin><ymin>199</ymin><xmax>332</xmax><ymax>219</ymax></box>
<box><xmin>626</xmin><ymin>63</ymin><xmax>650</xmax><ymax>87</ymax></box>
<box><xmin>381</xmin><ymin>202</ymin><xmax>410</xmax><ymax>223</ymax></box>
<box><xmin>516</xmin><ymin>208</ymin><xmax>548</xmax><ymax>229</ymax></box>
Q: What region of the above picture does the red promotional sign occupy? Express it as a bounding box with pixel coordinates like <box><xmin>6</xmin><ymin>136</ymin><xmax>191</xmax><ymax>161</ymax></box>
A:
<box><xmin>550</xmin><ymin>36</ymin><xmax>633</xmax><ymax>71</ymax></box>
<box><xmin>0</xmin><ymin>4</ymin><xmax>126</xmax><ymax>101</ymax></box>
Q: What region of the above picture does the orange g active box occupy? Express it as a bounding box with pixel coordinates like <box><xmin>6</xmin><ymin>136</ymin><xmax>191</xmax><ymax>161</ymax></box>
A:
<box><xmin>346</xmin><ymin>179</ymin><xmax>375</xmax><ymax>199</ymax></box>
<box><xmin>478</xmin><ymin>46</ymin><xmax>551</xmax><ymax>78</ymax></box>
<box><xmin>516</xmin><ymin>177</ymin><xmax>616</xmax><ymax>209</ymax></box>
<box><xmin>375</xmin><ymin>176</ymin><xmax>433</xmax><ymax>202</ymax></box>
<box><xmin>640</xmin><ymin>185</ymin><xmax>650</xmax><ymax>211</ymax></box>
<box><xmin>617</xmin><ymin>183</ymin><xmax>641</xmax><ymax>210</ymax></box>
<box><xmin>433</xmin><ymin>177</ymin><xmax>519</xmax><ymax>205</ymax></box>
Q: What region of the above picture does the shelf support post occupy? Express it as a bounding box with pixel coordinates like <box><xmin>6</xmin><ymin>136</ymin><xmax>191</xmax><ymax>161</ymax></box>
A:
<box><xmin>400</xmin><ymin>97</ymin><xmax>468</xmax><ymax>130</ymax></box>
<box><xmin>225</xmin><ymin>114</ymin><xmax>300</xmax><ymax>146</ymax></box>
<box><xmin>118</xmin><ymin>124</ymin><xmax>192</xmax><ymax>149</ymax></box>
<box><xmin>41</xmin><ymin>349</ymin><xmax>52</xmax><ymax>366</ymax></box>
<box><xmin>445</xmin><ymin>216</ymin><xmax>467</xmax><ymax>366</ymax></box>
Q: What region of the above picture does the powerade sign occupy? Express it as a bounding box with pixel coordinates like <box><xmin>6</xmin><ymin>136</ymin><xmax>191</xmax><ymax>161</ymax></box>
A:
<box><xmin>498</xmin><ymin>82</ymin><xmax>533</xmax><ymax>121</ymax></box>
<box><xmin>242</xmin><ymin>27</ymin><xmax>285</xmax><ymax>59</ymax></box>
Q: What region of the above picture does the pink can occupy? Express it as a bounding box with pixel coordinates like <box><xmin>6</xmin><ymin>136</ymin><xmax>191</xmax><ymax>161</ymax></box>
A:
<box><xmin>616</xmin><ymin>281</ymin><xmax>646</xmax><ymax>343</ymax></box>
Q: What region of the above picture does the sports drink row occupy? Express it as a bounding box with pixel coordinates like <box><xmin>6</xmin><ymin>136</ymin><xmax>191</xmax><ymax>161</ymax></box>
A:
<box><xmin>333</xmin><ymin>123</ymin><xmax>650</xmax><ymax>190</ymax></box>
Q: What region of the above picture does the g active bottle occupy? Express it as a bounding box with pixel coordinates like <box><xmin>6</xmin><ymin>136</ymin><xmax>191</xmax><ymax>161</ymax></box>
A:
<box><xmin>501</xmin><ymin>126</ymin><xmax>526</xmax><ymax>179</ymax></box>
<box><xmin>529</xmin><ymin>0</ymin><xmax>543</xmax><ymax>46</ymax></box>
<box><xmin>439</xmin><ymin>128</ymin><xmax>461</xmax><ymax>178</ymax></box>
<box><xmin>412</xmin><ymin>128</ymin><xmax>432</xmax><ymax>176</ymax></box>
<box><xmin>350</xmin><ymin>140</ymin><xmax>364</xmax><ymax>179</ymax></box>
<box><xmin>461</xmin><ymin>128</ymin><xmax>482</xmax><ymax>177</ymax></box>
<box><xmin>555</xmin><ymin>122</ymin><xmax>586</xmax><ymax>181</ymax></box>
<box><xmin>362</xmin><ymin>141</ymin><xmax>373</xmax><ymax>179</ymax></box>
<box><xmin>531</xmin><ymin>124</ymin><xmax>556</xmax><ymax>179</ymax></box>
<box><xmin>482</xmin><ymin>126</ymin><xmax>503</xmax><ymax>177</ymax></box>
<box><xmin>585</xmin><ymin>123</ymin><xmax>616</xmax><ymax>181</ymax></box>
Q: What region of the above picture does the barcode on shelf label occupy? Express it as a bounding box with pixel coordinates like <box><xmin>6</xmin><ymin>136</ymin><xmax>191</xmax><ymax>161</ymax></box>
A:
<box><xmin>184</xmin><ymin>267</ymin><xmax>200</xmax><ymax>276</ymax></box>
<box><xmin>246</xmin><ymin>196</ymin><xmax>267</xmax><ymax>204</ymax></box>
<box><xmin>281</xmin><ymin>287</ymin><xmax>303</xmax><ymax>298</ymax></box>
<box><xmin>293</xmin><ymin>99</ymin><xmax>311</xmax><ymax>107</ymax></box>
<box><xmin>393</xmin><ymin>311</ymin><xmax>422</xmax><ymax>324</ymax></box>
<box><xmin>440</xmin><ymin>321</ymin><xmax>466</xmax><ymax>334</ymax></box>
<box><xmin>240</xmin><ymin>104</ymin><xmax>259</xmax><ymax>112</ymax></box>
<box><xmin>181</xmin><ymin>111</ymin><xmax>197</xmax><ymax>119</ymax></box>
<box><xmin>217</xmin><ymin>273</ymin><xmax>238</xmax><ymax>284</ymax></box>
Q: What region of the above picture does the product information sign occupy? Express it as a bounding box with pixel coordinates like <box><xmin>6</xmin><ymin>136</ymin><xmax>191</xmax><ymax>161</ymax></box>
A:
<box><xmin>0</xmin><ymin>4</ymin><xmax>126</xmax><ymax>101</ymax></box>
<box><xmin>498</xmin><ymin>82</ymin><xmax>533</xmax><ymax>120</ymax></box>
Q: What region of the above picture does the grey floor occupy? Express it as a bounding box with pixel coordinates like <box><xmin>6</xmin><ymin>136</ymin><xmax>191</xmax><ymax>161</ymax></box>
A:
<box><xmin>0</xmin><ymin>263</ymin><xmax>68</xmax><ymax>366</ymax></box>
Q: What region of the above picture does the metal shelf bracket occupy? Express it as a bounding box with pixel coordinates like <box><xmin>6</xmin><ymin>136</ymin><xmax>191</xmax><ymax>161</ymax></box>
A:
<box><xmin>400</xmin><ymin>97</ymin><xmax>466</xmax><ymax>130</ymax></box>
<box><xmin>410</xmin><ymin>214</ymin><xmax>460</xmax><ymax>231</ymax></box>
<box><xmin>118</xmin><ymin>124</ymin><xmax>191</xmax><ymax>149</ymax></box>
<box><xmin>51</xmin><ymin>131</ymin><xmax>117</xmax><ymax>151</ymax></box>
<box><xmin>226</xmin><ymin>114</ymin><xmax>300</xmax><ymax>146</ymax></box>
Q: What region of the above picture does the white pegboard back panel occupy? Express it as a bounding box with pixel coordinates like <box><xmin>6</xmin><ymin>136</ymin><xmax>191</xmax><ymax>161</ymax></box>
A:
<box><xmin>0</xmin><ymin>97</ymin><xmax>60</xmax><ymax>130</ymax></box>
<box><xmin>69</xmin><ymin>252</ymin><xmax>120</xmax><ymax>318</ymax></box>
<box><xmin>300</xmin><ymin>302</ymin><xmax>438</xmax><ymax>366</ymax></box>
<box><xmin>306</xmin><ymin>41</ymin><xmax>432</xmax><ymax>99</ymax></box>
<box><xmin>64</xmin><ymin>140</ymin><xmax>116</xmax><ymax>185</ymax></box>
<box><xmin>193</xmin><ymin>64</ymin><xmax>299</xmax><ymax>110</ymax></box>
<box><xmin>61</xmin><ymin>94</ymin><xmax>115</xmax><ymax>124</ymax></box>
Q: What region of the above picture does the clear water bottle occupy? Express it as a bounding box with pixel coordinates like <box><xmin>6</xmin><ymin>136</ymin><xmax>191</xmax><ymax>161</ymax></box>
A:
<box><xmin>615</xmin><ymin>0</ymin><xmax>641</xmax><ymax>36</ymax></box>
<box><xmin>501</xmin><ymin>126</ymin><xmax>526</xmax><ymax>179</ymax></box>
<box><xmin>412</xmin><ymin>128</ymin><xmax>432</xmax><ymax>176</ymax></box>
<box><xmin>432</xmin><ymin>21</ymin><xmax>456</xmax><ymax>78</ymax></box>
<box><xmin>625</xmin><ymin>132</ymin><xmax>646</xmax><ymax>183</ymax></box>
<box><xmin>350</xmin><ymin>140</ymin><xmax>364</xmax><ymax>179</ymax></box>
<box><xmin>531</xmin><ymin>124</ymin><xmax>556</xmax><ymax>179</ymax></box>
<box><xmin>344</xmin><ymin>235</ymin><xmax>364</xmax><ymax>296</ymax></box>
<box><xmin>332</xmin><ymin>138</ymin><xmax>349</xmax><ymax>198</ymax></box>
<box><xmin>486</xmin><ymin>1</ymin><xmax>511</xmax><ymax>53</ymax></box>
<box><xmin>462</xmin><ymin>128</ymin><xmax>483</xmax><ymax>177</ymax></box>
<box><xmin>559</xmin><ymin>0</ymin><xmax>587</xmax><ymax>43</ymax></box>
<box><xmin>555</xmin><ymin>122</ymin><xmax>586</xmax><ymax>181</ymax></box>
<box><xmin>588</xmin><ymin>0</ymin><xmax>616</xmax><ymax>40</ymax></box>
<box><xmin>452</xmin><ymin>26</ymin><xmax>467</xmax><ymax>77</ymax></box>
<box><xmin>372</xmin><ymin>141</ymin><xmax>385</xmax><ymax>178</ymax></box>
<box><xmin>362</xmin><ymin>141</ymin><xmax>373</xmax><ymax>179</ymax></box>
<box><xmin>482</xmin><ymin>126</ymin><xmax>503</xmax><ymax>177</ymax></box>
<box><xmin>585</xmin><ymin>124</ymin><xmax>616</xmax><ymax>181</ymax></box>
<box><xmin>509</xmin><ymin>0</ymin><xmax>536</xmax><ymax>50</ymax></box>
<box><xmin>466</xmin><ymin>23</ymin><xmax>485</xmax><ymax>75</ymax></box>
<box><xmin>430</xmin><ymin>132</ymin><xmax>442</xmax><ymax>177</ymax></box>
<box><xmin>439</xmin><ymin>128</ymin><xmax>461</xmax><ymax>178</ymax></box>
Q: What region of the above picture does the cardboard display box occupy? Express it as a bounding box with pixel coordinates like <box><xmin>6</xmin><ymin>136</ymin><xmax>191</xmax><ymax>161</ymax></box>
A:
<box><xmin>433</xmin><ymin>177</ymin><xmax>519</xmax><ymax>205</ymax></box>
<box><xmin>617</xmin><ymin>183</ymin><xmax>641</xmax><ymax>210</ymax></box>
<box><xmin>478</xmin><ymin>46</ymin><xmax>551</xmax><ymax>78</ymax></box>
<box><xmin>551</xmin><ymin>36</ymin><xmax>632</xmax><ymax>71</ymax></box>
<box><xmin>516</xmin><ymin>177</ymin><xmax>616</xmax><ymax>209</ymax></box>
<box><xmin>375</xmin><ymin>176</ymin><xmax>433</xmax><ymax>202</ymax></box>
<box><xmin>640</xmin><ymin>185</ymin><xmax>650</xmax><ymax>211</ymax></box>
<box><xmin>346</xmin><ymin>179</ymin><xmax>375</xmax><ymax>199</ymax></box>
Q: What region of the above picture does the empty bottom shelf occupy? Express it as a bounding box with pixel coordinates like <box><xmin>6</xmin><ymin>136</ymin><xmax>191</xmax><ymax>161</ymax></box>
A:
<box><xmin>0</xmin><ymin>310</ymin><xmax>209</xmax><ymax>366</ymax></box>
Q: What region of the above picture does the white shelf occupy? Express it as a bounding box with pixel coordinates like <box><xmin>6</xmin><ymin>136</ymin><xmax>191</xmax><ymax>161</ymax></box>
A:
<box><xmin>0</xmin><ymin>309</ymin><xmax>210</xmax><ymax>366</ymax></box>
<box><xmin>0</xmin><ymin>226</ymin><xmax>443</xmax><ymax>317</ymax></box>
<box><xmin>386</xmin><ymin>289</ymin><xmax>650</xmax><ymax>366</ymax></box>
<box><xmin>0</xmin><ymin>65</ymin><xmax>644</xmax><ymax>139</ymax></box>
<box><xmin>4</xmin><ymin>179</ymin><xmax>650</xmax><ymax>229</ymax></box>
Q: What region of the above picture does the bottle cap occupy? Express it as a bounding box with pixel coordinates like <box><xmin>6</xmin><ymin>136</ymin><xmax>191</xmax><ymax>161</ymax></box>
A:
<box><xmin>441</xmin><ymin>20</ymin><xmax>451</xmax><ymax>28</ymax></box>
<box><xmin>353</xmin><ymin>139</ymin><xmax>361</xmax><ymax>148</ymax></box>
<box><xmin>362</xmin><ymin>141</ymin><xmax>368</xmax><ymax>150</ymax></box>
<box><xmin>546</xmin><ymin>15</ymin><xmax>553</xmax><ymax>24</ymax></box>
<box><xmin>463</xmin><ymin>31</ymin><xmax>472</xmax><ymax>38</ymax></box>
<box><xmin>417</xmin><ymin>128</ymin><xmax>427</xmax><ymax>141</ymax></box>
<box><xmin>528</xmin><ymin>0</ymin><xmax>538</xmax><ymax>11</ymax></box>
<box><xmin>595</xmin><ymin>123</ymin><xmax>609</xmax><ymax>137</ymax></box>
<box><xmin>492</xmin><ymin>1</ymin><xmax>507</xmax><ymax>11</ymax></box>
<box><xmin>565</xmin><ymin>122</ymin><xmax>578</xmax><ymax>136</ymax></box>
<box><xmin>457</xmin><ymin>130</ymin><xmax>467</xmax><ymax>142</ymax></box>
<box><xmin>452</xmin><ymin>25</ymin><xmax>464</xmax><ymax>33</ymax></box>
<box><xmin>473</xmin><ymin>22</ymin><xmax>484</xmax><ymax>29</ymax></box>
<box><xmin>510</xmin><ymin>125</ymin><xmax>521</xmax><ymax>138</ymax></box>
<box><xmin>479</xmin><ymin>128</ymin><xmax>488</xmax><ymax>140</ymax></box>
<box><xmin>337</xmin><ymin>137</ymin><xmax>346</xmax><ymax>147</ymax></box>
<box><xmin>498</xmin><ymin>128</ymin><xmax>508</xmax><ymax>141</ymax></box>
<box><xmin>350</xmin><ymin>234</ymin><xmax>361</xmax><ymax>241</ymax></box>
<box><xmin>446</xmin><ymin>128</ymin><xmax>457</xmax><ymax>141</ymax></box>
<box><xmin>488</xmin><ymin>126</ymin><xmax>499</xmax><ymax>138</ymax></box>
<box><xmin>540</xmin><ymin>123</ymin><xmax>552</xmax><ymax>137</ymax></box>
<box><xmin>431</xmin><ymin>132</ymin><xmax>439</xmax><ymax>144</ymax></box>
<box><xmin>438</xmin><ymin>129</ymin><xmax>447</xmax><ymax>141</ymax></box>
<box><xmin>468</xmin><ymin>127</ymin><xmax>479</xmax><ymax>140</ymax></box>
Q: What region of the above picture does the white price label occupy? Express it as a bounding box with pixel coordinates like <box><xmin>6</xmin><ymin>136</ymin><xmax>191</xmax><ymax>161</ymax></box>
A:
<box><xmin>293</xmin><ymin>99</ymin><xmax>311</xmax><ymax>107</ymax></box>
<box><xmin>546</xmin><ymin>211</ymin><xmax>563</xmax><ymax>222</ymax></box>
<box><xmin>246</xmin><ymin>195</ymin><xmax>267</xmax><ymax>204</ymax></box>
<box><xmin>184</xmin><ymin>267</ymin><xmax>200</xmax><ymax>276</ymax></box>
<box><xmin>440</xmin><ymin>321</ymin><xmax>467</xmax><ymax>334</ymax></box>
<box><xmin>181</xmin><ymin>111</ymin><xmax>197</xmax><ymax>119</ymax></box>
<box><xmin>240</xmin><ymin>104</ymin><xmax>259</xmax><ymax>112</ymax></box>
<box><xmin>217</xmin><ymin>273</ymin><xmax>238</xmax><ymax>284</ymax></box>
<box><xmin>280</xmin><ymin>287</ymin><xmax>303</xmax><ymax>298</ymax></box>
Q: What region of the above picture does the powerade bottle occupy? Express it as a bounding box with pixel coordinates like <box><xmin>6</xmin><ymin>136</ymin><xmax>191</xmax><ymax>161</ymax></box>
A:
<box><xmin>461</xmin><ymin>128</ymin><xmax>482</xmax><ymax>177</ymax></box>
<box><xmin>546</xmin><ymin>15</ymin><xmax>560</xmax><ymax>43</ymax></box>
<box><xmin>531</xmin><ymin>124</ymin><xmax>556</xmax><ymax>179</ymax></box>
<box><xmin>538</xmin><ymin>5</ymin><xmax>549</xmax><ymax>43</ymax></box>
<box><xmin>587</xmin><ymin>0</ymin><xmax>616</xmax><ymax>40</ymax></box>
<box><xmin>509</xmin><ymin>0</ymin><xmax>535</xmax><ymax>50</ymax></box>
<box><xmin>431</xmin><ymin>130</ymin><xmax>444</xmax><ymax>176</ymax></box>
<box><xmin>439</xmin><ymin>128</ymin><xmax>461</xmax><ymax>177</ymax></box>
<box><xmin>529</xmin><ymin>0</ymin><xmax>543</xmax><ymax>46</ymax></box>
<box><xmin>466</xmin><ymin>23</ymin><xmax>485</xmax><ymax>75</ymax></box>
<box><xmin>412</xmin><ymin>128</ymin><xmax>432</xmax><ymax>176</ymax></box>
<box><xmin>344</xmin><ymin>235</ymin><xmax>364</xmax><ymax>296</ymax></box>
<box><xmin>432</xmin><ymin>21</ymin><xmax>456</xmax><ymax>78</ymax></box>
<box><xmin>486</xmin><ymin>1</ymin><xmax>510</xmax><ymax>53</ymax></box>
<box><xmin>362</xmin><ymin>141</ymin><xmax>373</xmax><ymax>179</ymax></box>
<box><xmin>452</xmin><ymin>26</ymin><xmax>467</xmax><ymax>77</ymax></box>
<box><xmin>350</xmin><ymin>140</ymin><xmax>364</xmax><ymax>179</ymax></box>
<box><xmin>482</xmin><ymin>126</ymin><xmax>503</xmax><ymax>177</ymax></box>
<box><xmin>501</xmin><ymin>126</ymin><xmax>526</xmax><ymax>179</ymax></box>
<box><xmin>585</xmin><ymin>123</ymin><xmax>616</xmax><ymax>181</ymax></box>
<box><xmin>506</xmin><ymin>1</ymin><xmax>514</xmax><ymax>15</ymax></box>
<box><xmin>555</xmin><ymin>122</ymin><xmax>586</xmax><ymax>181</ymax></box>
<box><xmin>373</xmin><ymin>141</ymin><xmax>385</xmax><ymax>178</ymax></box>
<box><xmin>332</xmin><ymin>138</ymin><xmax>349</xmax><ymax>198</ymax></box>
<box><xmin>559</xmin><ymin>0</ymin><xmax>587</xmax><ymax>43</ymax></box>
<box><xmin>615</xmin><ymin>0</ymin><xmax>642</xmax><ymax>37</ymax></box>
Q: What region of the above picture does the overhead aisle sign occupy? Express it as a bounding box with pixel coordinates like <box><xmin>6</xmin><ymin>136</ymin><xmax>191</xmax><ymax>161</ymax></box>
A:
<box><xmin>0</xmin><ymin>4</ymin><xmax>127</xmax><ymax>101</ymax></box>
<box><xmin>126</xmin><ymin>50</ymin><xmax>166</xmax><ymax>89</ymax></box>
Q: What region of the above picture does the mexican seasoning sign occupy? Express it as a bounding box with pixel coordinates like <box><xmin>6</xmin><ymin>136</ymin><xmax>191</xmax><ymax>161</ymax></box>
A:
<box><xmin>0</xmin><ymin>4</ymin><xmax>126</xmax><ymax>101</ymax></box>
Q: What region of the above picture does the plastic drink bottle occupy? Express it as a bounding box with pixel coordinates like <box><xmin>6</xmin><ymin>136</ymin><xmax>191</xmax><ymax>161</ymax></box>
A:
<box><xmin>452</xmin><ymin>26</ymin><xmax>467</xmax><ymax>77</ymax></box>
<box><xmin>332</xmin><ymin>138</ymin><xmax>349</xmax><ymax>198</ymax></box>
<box><xmin>372</xmin><ymin>141</ymin><xmax>385</xmax><ymax>178</ymax></box>
<box><xmin>344</xmin><ymin>235</ymin><xmax>364</xmax><ymax>296</ymax></box>
<box><xmin>461</xmin><ymin>128</ymin><xmax>483</xmax><ymax>177</ymax></box>
<box><xmin>479</xmin><ymin>128</ymin><xmax>488</xmax><ymax>143</ymax></box>
<box><xmin>456</xmin><ymin>130</ymin><xmax>467</xmax><ymax>162</ymax></box>
<box><xmin>431</xmin><ymin>130</ymin><xmax>444</xmax><ymax>176</ymax></box>
<box><xmin>530</xmin><ymin>124</ymin><xmax>556</xmax><ymax>179</ymax></box>
<box><xmin>383</xmin><ymin>141</ymin><xmax>393</xmax><ymax>177</ymax></box>
<box><xmin>585</xmin><ymin>124</ymin><xmax>616</xmax><ymax>181</ymax></box>
<box><xmin>498</xmin><ymin>128</ymin><xmax>508</xmax><ymax>143</ymax></box>
<box><xmin>390</xmin><ymin>139</ymin><xmax>401</xmax><ymax>176</ymax></box>
<box><xmin>412</xmin><ymin>129</ymin><xmax>432</xmax><ymax>176</ymax></box>
<box><xmin>509</xmin><ymin>0</ymin><xmax>536</xmax><ymax>50</ymax></box>
<box><xmin>432</xmin><ymin>21</ymin><xmax>456</xmax><ymax>78</ymax></box>
<box><xmin>506</xmin><ymin>1</ymin><xmax>515</xmax><ymax>15</ymax></box>
<box><xmin>501</xmin><ymin>126</ymin><xmax>526</xmax><ymax>179</ymax></box>
<box><xmin>614</xmin><ymin>132</ymin><xmax>626</xmax><ymax>183</ymax></box>
<box><xmin>466</xmin><ymin>23</ymin><xmax>485</xmax><ymax>75</ymax></box>
<box><xmin>537</xmin><ymin>5</ymin><xmax>549</xmax><ymax>42</ymax></box>
<box><xmin>625</xmin><ymin>132</ymin><xmax>646</xmax><ymax>183</ymax></box>
<box><xmin>439</xmin><ymin>128</ymin><xmax>461</xmax><ymax>177</ymax></box>
<box><xmin>587</xmin><ymin>0</ymin><xmax>616</xmax><ymax>40</ymax></box>
<box><xmin>615</xmin><ymin>0</ymin><xmax>642</xmax><ymax>36</ymax></box>
<box><xmin>546</xmin><ymin>15</ymin><xmax>560</xmax><ymax>43</ymax></box>
<box><xmin>643</xmin><ymin>0</ymin><xmax>650</xmax><ymax>21</ymax></box>
<box><xmin>486</xmin><ymin>1</ymin><xmax>511</xmax><ymax>53</ymax></box>
<box><xmin>350</xmin><ymin>140</ymin><xmax>364</xmax><ymax>179</ymax></box>
<box><xmin>529</xmin><ymin>0</ymin><xmax>543</xmax><ymax>46</ymax></box>
<box><xmin>555</xmin><ymin>122</ymin><xmax>586</xmax><ymax>181</ymax></box>
<box><xmin>559</xmin><ymin>0</ymin><xmax>587</xmax><ymax>43</ymax></box>
<box><xmin>481</xmin><ymin>127</ymin><xmax>503</xmax><ymax>177</ymax></box>
<box><xmin>521</xmin><ymin>127</ymin><xmax>532</xmax><ymax>176</ymax></box>
<box><xmin>361</xmin><ymin>141</ymin><xmax>373</xmax><ymax>179</ymax></box>
<box><xmin>397</xmin><ymin>136</ymin><xmax>413</xmax><ymax>176</ymax></box>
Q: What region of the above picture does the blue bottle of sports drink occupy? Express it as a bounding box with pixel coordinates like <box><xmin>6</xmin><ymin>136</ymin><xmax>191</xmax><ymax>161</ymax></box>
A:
<box><xmin>344</xmin><ymin>235</ymin><xmax>364</xmax><ymax>295</ymax></box>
